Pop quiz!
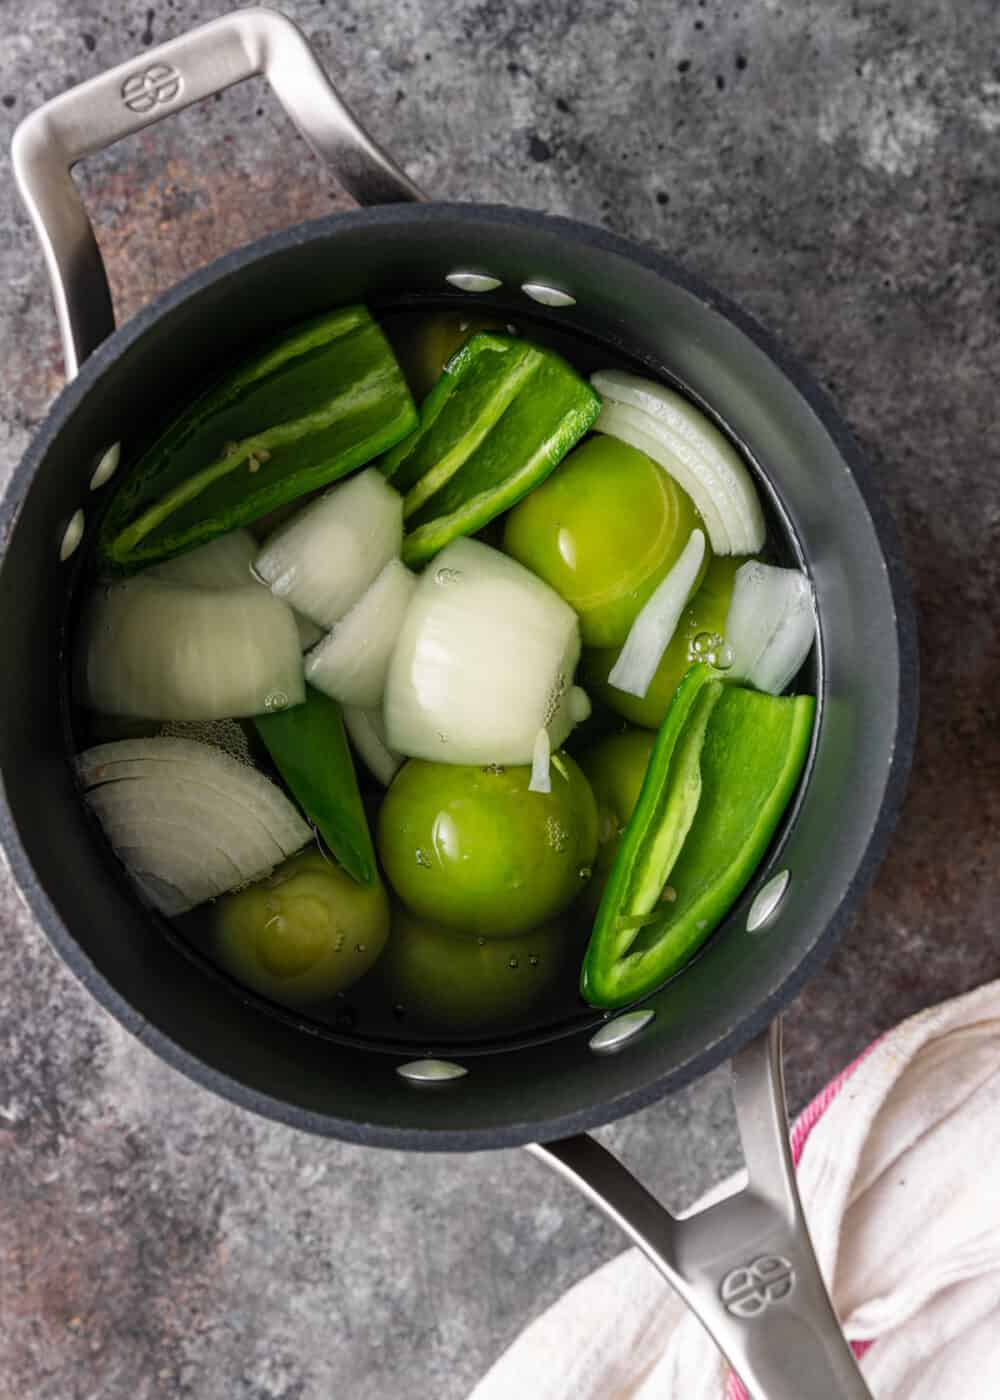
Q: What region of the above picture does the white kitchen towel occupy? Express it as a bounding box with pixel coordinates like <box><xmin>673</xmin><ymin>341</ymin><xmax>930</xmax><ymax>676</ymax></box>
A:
<box><xmin>469</xmin><ymin>979</ymin><xmax>1000</xmax><ymax>1400</ymax></box>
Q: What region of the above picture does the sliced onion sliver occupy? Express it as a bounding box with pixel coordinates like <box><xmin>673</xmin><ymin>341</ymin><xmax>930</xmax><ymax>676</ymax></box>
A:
<box><xmin>78</xmin><ymin>737</ymin><xmax>311</xmax><ymax>915</ymax></box>
<box><xmin>343</xmin><ymin>706</ymin><xmax>404</xmax><ymax>787</ymax></box>
<box><xmin>593</xmin><ymin>401</ymin><xmax>732</xmax><ymax>555</ymax></box>
<box><xmin>592</xmin><ymin>369</ymin><xmax>766</xmax><ymax>556</ymax></box>
<box><xmin>254</xmin><ymin>468</ymin><xmax>403</xmax><ymax>628</ymax></box>
<box><xmin>608</xmin><ymin>529</ymin><xmax>707</xmax><ymax>698</ymax></box>
<box><xmin>725</xmin><ymin>561</ymin><xmax>816</xmax><ymax>695</ymax></box>
<box><xmin>305</xmin><ymin>559</ymin><xmax>416</xmax><ymax>709</ymax></box>
<box><xmin>78</xmin><ymin>578</ymin><xmax>304</xmax><ymax>721</ymax></box>
<box><xmin>529</xmin><ymin>727</ymin><xmax>552</xmax><ymax>794</ymax></box>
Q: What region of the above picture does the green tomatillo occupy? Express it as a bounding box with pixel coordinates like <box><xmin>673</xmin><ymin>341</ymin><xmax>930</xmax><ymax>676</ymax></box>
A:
<box><xmin>212</xmin><ymin>850</ymin><xmax>390</xmax><ymax>1007</ymax></box>
<box><xmin>503</xmin><ymin>435</ymin><xmax>707</xmax><ymax>648</ymax></box>
<box><xmin>377</xmin><ymin>755</ymin><xmax>598</xmax><ymax>937</ymax></box>
<box><xmin>378</xmin><ymin>908</ymin><xmax>574</xmax><ymax>1032</ymax></box>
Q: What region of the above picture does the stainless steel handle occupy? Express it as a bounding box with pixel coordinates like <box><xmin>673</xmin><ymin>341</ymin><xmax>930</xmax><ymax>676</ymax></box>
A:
<box><xmin>10</xmin><ymin>6</ymin><xmax>424</xmax><ymax>379</ymax></box>
<box><xmin>531</xmin><ymin>1021</ymin><xmax>872</xmax><ymax>1400</ymax></box>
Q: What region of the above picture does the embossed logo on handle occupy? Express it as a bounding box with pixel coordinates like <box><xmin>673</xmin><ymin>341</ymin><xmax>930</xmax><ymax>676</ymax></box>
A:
<box><xmin>121</xmin><ymin>63</ymin><xmax>183</xmax><ymax>115</ymax></box>
<box><xmin>720</xmin><ymin>1255</ymin><xmax>795</xmax><ymax>1318</ymax></box>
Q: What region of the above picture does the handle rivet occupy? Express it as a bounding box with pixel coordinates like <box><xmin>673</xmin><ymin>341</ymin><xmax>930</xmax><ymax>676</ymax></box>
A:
<box><xmin>521</xmin><ymin>282</ymin><xmax>577</xmax><ymax>307</ymax></box>
<box><xmin>59</xmin><ymin>509</ymin><xmax>85</xmax><ymax>562</ymax></box>
<box><xmin>589</xmin><ymin>1008</ymin><xmax>655</xmax><ymax>1054</ymax></box>
<box><xmin>746</xmin><ymin>869</ymin><xmax>790</xmax><ymax>933</ymax></box>
<box><xmin>446</xmin><ymin>271</ymin><xmax>503</xmax><ymax>293</ymax></box>
<box><xmin>89</xmin><ymin>442</ymin><xmax>121</xmax><ymax>490</ymax></box>
<box><xmin>396</xmin><ymin>1058</ymin><xmax>468</xmax><ymax>1084</ymax></box>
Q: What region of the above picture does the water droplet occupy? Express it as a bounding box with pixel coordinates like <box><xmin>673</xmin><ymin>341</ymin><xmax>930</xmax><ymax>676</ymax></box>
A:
<box><xmin>691</xmin><ymin>630</ymin><xmax>721</xmax><ymax>659</ymax></box>
<box><xmin>708</xmin><ymin>642</ymin><xmax>735</xmax><ymax>671</ymax></box>
<box><xmin>545</xmin><ymin>817</ymin><xmax>568</xmax><ymax>853</ymax></box>
<box><xmin>476</xmin><ymin>936</ymin><xmax>487</xmax><ymax>946</ymax></box>
<box><xmin>415</xmin><ymin>848</ymin><xmax>432</xmax><ymax>868</ymax></box>
<box><xmin>508</xmin><ymin>956</ymin><xmax>519</xmax><ymax>969</ymax></box>
<box><xmin>435</xmin><ymin>566</ymin><xmax>463</xmax><ymax>586</ymax></box>
<box><xmin>264</xmin><ymin>690</ymin><xmax>289</xmax><ymax>712</ymax></box>
<box><xmin>578</xmin><ymin>866</ymin><xmax>592</xmax><ymax>881</ymax></box>
<box><xmin>528</xmin><ymin>954</ymin><xmax>540</xmax><ymax>967</ymax></box>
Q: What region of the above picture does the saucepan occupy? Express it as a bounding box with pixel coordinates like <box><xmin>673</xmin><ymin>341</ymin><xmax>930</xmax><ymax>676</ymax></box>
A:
<box><xmin>3</xmin><ymin>10</ymin><xmax>916</xmax><ymax>1397</ymax></box>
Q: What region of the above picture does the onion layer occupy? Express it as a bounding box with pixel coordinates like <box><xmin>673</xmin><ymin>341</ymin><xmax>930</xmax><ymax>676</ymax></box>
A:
<box><xmin>608</xmin><ymin>528</ymin><xmax>707</xmax><ymax>698</ymax></box>
<box><xmin>383</xmin><ymin>538</ymin><xmax>583</xmax><ymax>765</ymax></box>
<box><xmin>78</xmin><ymin>577</ymin><xmax>304</xmax><ymax>721</ymax></box>
<box><xmin>253</xmin><ymin>468</ymin><xmax>403</xmax><ymax>628</ymax></box>
<box><xmin>305</xmin><ymin>559</ymin><xmax>416</xmax><ymax>708</ymax></box>
<box><xmin>78</xmin><ymin>737</ymin><xmax>311</xmax><ymax>915</ymax></box>
<box><xmin>725</xmin><ymin>561</ymin><xmax>816</xmax><ymax>694</ymax></box>
<box><xmin>343</xmin><ymin>706</ymin><xmax>404</xmax><ymax>787</ymax></box>
<box><xmin>592</xmin><ymin>370</ymin><xmax>765</xmax><ymax>556</ymax></box>
<box><xmin>148</xmin><ymin>529</ymin><xmax>257</xmax><ymax>589</ymax></box>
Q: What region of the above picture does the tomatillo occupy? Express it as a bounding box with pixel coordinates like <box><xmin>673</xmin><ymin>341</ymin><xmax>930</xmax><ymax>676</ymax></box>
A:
<box><xmin>503</xmin><ymin>435</ymin><xmax>706</xmax><ymax>647</ymax></box>
<box><xmin>578</xmin><ymin>728</ymin><xmax>656</xmax><ymax>914</ymax></box>
<box><xmin>377</xmin><ymin>755</ymin><xmax>598</xmax><ymax>937</ymax></box>
<box><xmin>379</xmin><ymin>908</ymin><xmax>573</xmax><ymax>1031</ymax></box>
<box><xmin>212</xmin><ymin>850</ymin><xmax>390</xmax><ymax>1006</ymax></box>
<box><xmin>583</xmin><ymin>555</ymin><xmax>743</xmax><ymax>729</ymax></box>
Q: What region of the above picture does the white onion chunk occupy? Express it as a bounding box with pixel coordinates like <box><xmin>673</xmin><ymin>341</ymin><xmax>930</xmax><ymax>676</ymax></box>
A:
<box><xmin>725</xmin><ymin>561</ymin><xmax>816</xmax><ymax>694</ymax></box>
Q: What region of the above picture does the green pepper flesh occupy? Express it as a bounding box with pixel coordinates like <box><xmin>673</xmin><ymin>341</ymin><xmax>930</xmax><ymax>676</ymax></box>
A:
<box><xmin>254</xmin><ymin>686</ymin><xmax>376</xmax><ymax>887</ymax></box>
<box><xmin>100</xmin><ymin>307</ymin><xmax>417</xmax><ymax>571</ymax></box>
<box><xmin>582</xmin><ymin>671</ymin><xmax>815</xmax><ymax>1008</ymax></box>
<box><xmin>381</xmin><ymin>333</ymin><xmax>601</xmax><ymax>568</ymax></box>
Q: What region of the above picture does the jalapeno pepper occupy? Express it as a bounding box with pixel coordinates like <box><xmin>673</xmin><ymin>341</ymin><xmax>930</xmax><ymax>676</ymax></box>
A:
<box><xmin>581</xmin><ymin>666</ymin><xmax>815</xmax><ymax>1008</ymax></box>
<box><xmin>254</xmin><ymin>685</ymin><xmax>376</xmax><ymax>887</ymax></box>
<box><xmin>99</xmin><ymin>306</ymin><xmax>417</xmax><ymax>571</ymax></box>
<box><xmin>380</xmin><ymin>333</ymin><xmax>601</xmax><ymax>567</ymax></box>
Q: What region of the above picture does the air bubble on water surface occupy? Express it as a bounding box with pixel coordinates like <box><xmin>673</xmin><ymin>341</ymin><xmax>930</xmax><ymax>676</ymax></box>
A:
<box><xmin>508</xmin><ymin>957</ymin><xmax>519</xmax><ymax>969</ymax></box>
<box><xmin>435</xmin><ymin>567</ymin><xmax>463</xmax><ymax>586</ymax></box>
<box><xmin>355</xmin><ymin>943</ymin><xmax>366</xmax><ymax>954</ymax></box>
<box><xmin>482</xmin><ymin>763</ymin><xmax>505</xmax><ymax>775</ymax></box>
<box><xmin>415</xmin><ymin>848</ymin><xmax>432</xmax><ymax>868</ymax></box>
<box><xmin>708</xmin><ymin>642</ymin><xmax>735</xmax><ymax>671</ymax></box>
<box><xmin>578</xmin><ymin>866</ymin><xmax>592</xmax><ymax>881</ymax></box>
<box><xmin>543</xmin><ymin>672</ymin><xmax>568</xmax><ymax>726</ymax></box>
<box><xmin>477</xmin><ymin>936</ymin><xmax>487</xmax><ymax>946</ymax></box>
<box><xmin>437</xmin><ymin>731</ymin><xmax>449</xmax><ymax>744</ymax></box>
<box><xmin>264</xmin><ymin>690</ymin><xmax>290</xmax><ymax>712</ymax></box>
<box><xmin>545</xmin><ymin>818</ymin><xmax>568</xmax><ymax>853</ymax></box>
<box><xmin>691</xmin><ymin>631</ymin><xmax>722</xmax><ymax>659</ymax></box>
<box><xmin>528</xmin><ymin>955</ymin><xmax>540</xmax><ymax>967</ymax></box>
<box><xmin>392</xmin><ymin>1003</ymin><xmax>407</xmax><ymax>1020</ymax></box>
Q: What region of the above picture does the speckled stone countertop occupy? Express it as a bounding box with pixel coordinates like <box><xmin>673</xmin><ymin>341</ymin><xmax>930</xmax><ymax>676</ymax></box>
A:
<box><xmin>1</xmin><ymin>2</ymin><xmax>998</xmax><ymax>1397</ymax></box>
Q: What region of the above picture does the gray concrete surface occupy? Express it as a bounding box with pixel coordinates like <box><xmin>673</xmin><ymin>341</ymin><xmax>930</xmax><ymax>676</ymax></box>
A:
<box><xmin>2</xmin><ymin>1</ymin><xmax>999</xmax><ymax>1397</ymax></box>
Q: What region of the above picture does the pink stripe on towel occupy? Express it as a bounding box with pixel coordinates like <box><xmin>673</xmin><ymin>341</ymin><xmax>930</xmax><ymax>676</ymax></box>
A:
<box><xmin>724</xmin><ymin>1037</ymin><xmax>883</xmax><ymax>1400</ymax></box>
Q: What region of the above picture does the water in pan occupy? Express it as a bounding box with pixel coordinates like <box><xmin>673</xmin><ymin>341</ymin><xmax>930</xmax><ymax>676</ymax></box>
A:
<box><xmin>67</xmin><ymin>299</ymin><xmax>817</xmax><ymax>1059</ymax></box>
